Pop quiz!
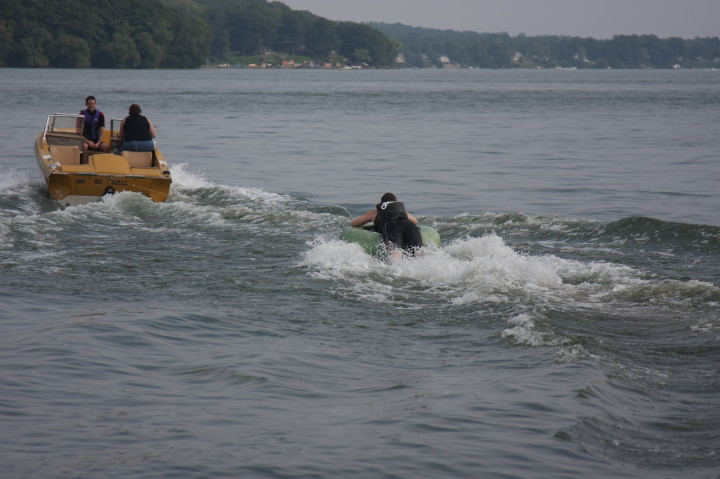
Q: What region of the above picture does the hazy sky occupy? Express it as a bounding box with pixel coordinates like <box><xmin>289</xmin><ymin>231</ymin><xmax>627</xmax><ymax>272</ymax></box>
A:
<box><xmin>280</xmin><ymin>0</ymin><xmax>720</xmax><ymax>39</ymax></box>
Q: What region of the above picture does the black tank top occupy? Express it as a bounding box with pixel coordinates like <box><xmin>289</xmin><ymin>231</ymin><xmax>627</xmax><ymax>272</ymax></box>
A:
<box><xmin>123</xmin><ymin>115</ymin><xmax>152</xmax><ymax>141</ymax></box>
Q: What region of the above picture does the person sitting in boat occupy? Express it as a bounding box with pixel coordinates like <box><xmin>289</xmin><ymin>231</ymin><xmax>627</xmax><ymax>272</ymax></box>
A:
<box><xmin>80</xmin><ymin>95</ymin><xmax>110</xmax><ymax>159</ymax></box>
<box><xmin>118</xmin><ymin>104</ymin><xmax>157</xmax><ymax>153</ymax></box>
<box><xmin>351</xmin><ymin>192</ymin><xmax>423</xmax><ymax>259</ymax></box>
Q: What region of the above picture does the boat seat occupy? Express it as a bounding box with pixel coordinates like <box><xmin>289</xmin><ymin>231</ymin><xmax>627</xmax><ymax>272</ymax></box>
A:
<box><xmin>90</xmin><ymin>154</ymin><xmax>132</xmax><ymax>175</ymax></box>
<box><xmin>46</xmin><ymin>132</ymin><xmax>84</xmax><ymax>150</ymax></box>
<box><xmin>49</xmin><ymin>145</ymin><xmax>81</xmax><ymax>165</ymax></box>
<box><xmin>122</xmin><ymin>151</ymin><xmax>154</xmax><ymax>168</ymax></box>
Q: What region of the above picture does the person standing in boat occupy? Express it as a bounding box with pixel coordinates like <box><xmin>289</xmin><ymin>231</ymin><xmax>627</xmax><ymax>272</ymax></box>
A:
<box><xmin>118</xmin><ymin>104</ymin><xmax>157</xmax><ymax>153</ymax></box>
<box><xmin>80</xmin><ymin>95</ymin><xmax>110</xmax><ymax>158</ymax></box>
<box><xmin>351</xmin><ymin>192</ymin><xmax>423</xmax><ymax>259</ymax></box>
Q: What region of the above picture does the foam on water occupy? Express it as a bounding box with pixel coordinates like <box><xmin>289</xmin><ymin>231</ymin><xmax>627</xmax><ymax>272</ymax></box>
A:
<box><xmin>502</xmin><ymin>313</ymin><xmax>569</xmax><ymax>348</ymax></box>
<box><xmin>170</xmin><ymin>162</ymin><xmax>292</xmax><ymax>206</ymax></box>
<box><xmin>301</xmin><ymin>230</ymin><xmax>720</xmax><ymax>348</ymax></box>
<box><xmin>302</xmin><ymin>232</ymin><xmax>631</xmax><ymax>303</ymax></box>
<box><xmin>0</xmin><ymin>166</ymin><xmax>31</xmax><ymax>191</ymax></box>
<box><xmin>167</xmin><ymin>163</ymin><xmax>342</xmax><ymax>232</ymax></box>
<box><xmin>167</xmin><ymin>162</ymin><xmax>214</xmax><ymax>190</ymax></box>
<box><xmin>301</xmin><ymin>238</ymin><xmax>379</xmax><ymax>279</ymax></box>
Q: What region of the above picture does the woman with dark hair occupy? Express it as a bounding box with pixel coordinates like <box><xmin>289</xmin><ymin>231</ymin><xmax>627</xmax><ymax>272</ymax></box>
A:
<box><xmin>351</xmin><ymin>192</ymin><xmax>423</xmax><ymax>259</ymax></box>
<box><xmin>118</xmin><ymin>104</ymin><xmax>157</xmax><ymax>153</ymax></box>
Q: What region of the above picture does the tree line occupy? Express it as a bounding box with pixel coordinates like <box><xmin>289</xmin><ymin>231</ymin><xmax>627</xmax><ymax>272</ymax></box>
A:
<box><xmin>0</xmin><ymin>0</ymin><xmax>398</xmax><ymax>68</ymax></box>
<box><xmin>0</xmin><ymin>0</ymin><xmax>211</xmax><ymax>68</ymax></box>
<box><xmin>373</xmin><ymin>23</ymin><xmax>720</xmax><ymax>69</ymax></box>
<box><xmin>1</xmin><ymin>0</ymin><xmax>718</xmax><ymax>69</ymax></box>
<box><xmin>194</xmin><ymin>0</ymin><xmax>398</xmax><ymax>66</ymax></box>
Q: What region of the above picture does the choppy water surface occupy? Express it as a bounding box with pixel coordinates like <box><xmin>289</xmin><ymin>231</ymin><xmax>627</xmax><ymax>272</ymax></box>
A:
<box><xmin>0</xmin><ymin>68</ymin><xmax>719</xmax><ymax>478</ymax></box>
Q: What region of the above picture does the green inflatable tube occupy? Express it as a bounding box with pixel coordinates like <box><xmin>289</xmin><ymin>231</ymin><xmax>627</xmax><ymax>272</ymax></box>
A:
<box><xmin>340</xmin><ymin>224</ymin><xmax>441</xmax><ymax>256</ymax></box>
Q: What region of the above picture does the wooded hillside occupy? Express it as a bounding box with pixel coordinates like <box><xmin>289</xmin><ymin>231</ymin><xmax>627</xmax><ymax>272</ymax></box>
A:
<box><xmin>1</xmin><ymin>0</ymin><xmax>717</xmax><ymax>69</ymax></box>
<box><xmin>374</xmin><ymin>23</ymin><xmax>720</xmax><ymax>69</ymax></box>
<box><xmin>0</xmin><ymin>0</ymin><xmax>398</xmax><ymax>68</ymax></box>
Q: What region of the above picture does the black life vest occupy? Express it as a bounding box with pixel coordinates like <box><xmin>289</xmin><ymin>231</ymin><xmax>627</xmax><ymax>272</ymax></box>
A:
<box><xmin>82</xmin><ymin>109</ymin><xmax>102</xmax><ymax>141</ymax></box>
<box><xmin>123</xmin><ymin>115</ymin><xmax>152</xmax><ymax>141</ymax></box>
<box><xmin>374</xmin><ymin>201</ymin><xmax>407</xmax><ymax>233</ymax></box>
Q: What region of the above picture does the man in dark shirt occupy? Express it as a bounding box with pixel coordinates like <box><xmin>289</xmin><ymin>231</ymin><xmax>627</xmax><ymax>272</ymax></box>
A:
<box><xmin>80</xmin><ymin>96</ymin><xmax>110</xmax><ymax>158</ymax></box>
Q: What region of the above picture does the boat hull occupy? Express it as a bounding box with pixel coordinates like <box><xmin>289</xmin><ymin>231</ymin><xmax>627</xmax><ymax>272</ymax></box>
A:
<box><xmin>43</xmin><ymin>167</ymin><xmax>172</xmax><ymax>206</ymax></box>
<box><xmin>340</xmin><ymin>224</ymin><xmax>441</xmax><ymax>256</ymax></box>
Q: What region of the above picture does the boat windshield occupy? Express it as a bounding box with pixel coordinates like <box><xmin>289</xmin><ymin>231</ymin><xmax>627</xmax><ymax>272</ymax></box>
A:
<box><xmin>45</xmin><ymin>114</ymin><xmax>84</xmax><ymax>136</ymax></box>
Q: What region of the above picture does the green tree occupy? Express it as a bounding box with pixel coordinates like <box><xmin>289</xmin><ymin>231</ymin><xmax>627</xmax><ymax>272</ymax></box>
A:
<box><xmin>687</xmin><ymin>37</ymin><xmax>720</xmax><ymax>65</ymax></box>
<box><xmin>135</xmin><ymin>31</ymin><xmax>164</xmax><ymax>68</ymax></box>
<box><xmin>349</xmin><ymin>48</ymin><xmax>371</xmax><ymax>65</ymax></box>
<box><xmin>305</xmin><ymin>17</ymin><xmax>340</xmax><ymax>57</ymax></box>
<box><xmin>47</xmin><ymin>34</ymin><xmax>91</xmax><ymax>68</ymax></box>
<box><xmin>0</xmin><ymin>20</ymin><xmax>13</xmax><ymax>66</ymax></box>
<box><xmin>336</xmin><ymin>22</ymin><xmax>397</xmax><ymax>67</ymax></box>
<box><xmin>204</xmin><ymin>3</ymin><xmax>231</xmax><ymax>61</ymax></box>
<box><xmin>230</xmin><ymin>1</ymin><xmax>283</xmax><ymax>55</ymax></box>
<box><xmin>162</xmin><ymin>10</ymin><xmax>211</xmax><ymax>67</ymax></box>
<box><xmin>10</xmin><ymin>38</ymin><xmax>48</xmax><ymax>67</ymax></box>
<box><xmin>94</xmin><ymin>33</ymin><xmax>141</xmax><ymax>68</ymax></box>
<box><xmin>8</xmin><ymin>26</ymin><xmax>51</xmax><ymax>67</ymax></box>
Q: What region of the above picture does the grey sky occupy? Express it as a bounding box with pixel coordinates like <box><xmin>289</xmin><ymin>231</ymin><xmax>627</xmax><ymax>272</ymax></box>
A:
<box><xmin>280</xmin><ymin>0</ymin><xmax>720</xmax><ymax>39</ymax></box>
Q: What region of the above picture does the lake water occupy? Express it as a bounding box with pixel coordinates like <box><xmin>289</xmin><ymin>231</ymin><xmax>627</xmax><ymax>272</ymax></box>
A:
<box><xmin>1</xmin><ymin>68</ymin><xmax>719</xmax><ymax>478</ymax></box>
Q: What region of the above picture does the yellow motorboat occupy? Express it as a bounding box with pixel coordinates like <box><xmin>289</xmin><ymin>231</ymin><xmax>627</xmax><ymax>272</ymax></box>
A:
<box><xmin>34</xmin><ymin>114</ymin><xmax>172</xmax><ymax>206</ymax></box>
